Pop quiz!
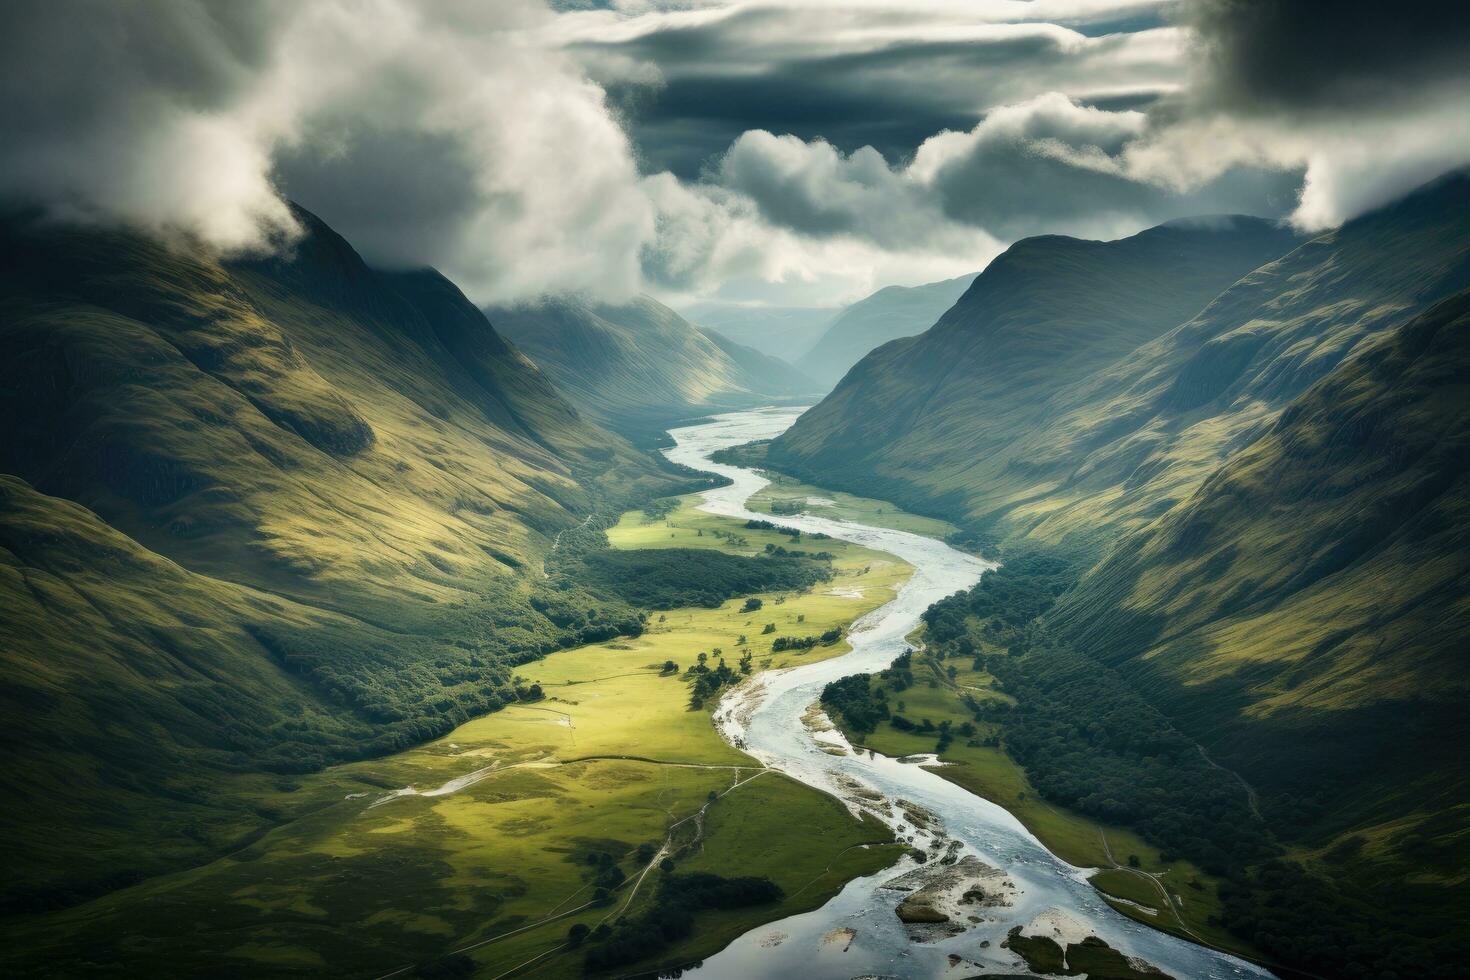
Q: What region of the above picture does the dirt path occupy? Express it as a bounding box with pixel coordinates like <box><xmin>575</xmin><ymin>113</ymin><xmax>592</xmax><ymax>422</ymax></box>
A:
<box><xmin>1195</xmin><ymin>744</ymin><xmax>1263</xmax><ymax>821</ymax></box>
<box><xmin>543</xmin><ymin>512</ymin><xmax>596</xmax><ymax>577</ymax></box>
<box><xmin>1096</xmin><ymin>829</ymin><xmax>1201</xmax><ymax>941</ymax></box>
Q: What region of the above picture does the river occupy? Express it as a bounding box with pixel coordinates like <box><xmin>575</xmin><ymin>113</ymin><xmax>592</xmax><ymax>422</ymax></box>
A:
<box><xmin>662</xmin><ymin>407</ymin><xmax>1272</xmax><ymax>980</ymax></box>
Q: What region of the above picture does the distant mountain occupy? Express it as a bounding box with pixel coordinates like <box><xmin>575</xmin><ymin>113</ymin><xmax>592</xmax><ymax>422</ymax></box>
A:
<box><xmin>796</xmin><ymin>273</ymin><xmax>978</xmax><ymax>387</ymax></box>
<box><xmin>680</xmin><ymin>302</ymin><xmax>837</xmax><ymax>362</ymax></box>
<box><xmin>768</xmin><ymin>214</ymin><xmax>1306</xmax><ymax>545</ymax></box>
<box><xmin>699</xmin><ymin>325</ymin><xmax>821</xmax><ymax>395</ymax></box>
<box><xmin>489</xmin><ymin>295</ymin><xmax>819</xmax><ymax>439</ymax></box>
<box><xmin>0</xmin><ymin>207</ymin><xmax>685</xmax><ymax>909</ymax></box>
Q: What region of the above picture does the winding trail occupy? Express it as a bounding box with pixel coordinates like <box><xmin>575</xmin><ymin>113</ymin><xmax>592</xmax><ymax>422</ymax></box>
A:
<box><xmin>1196</xmin><ymin>744</ymin><xmax>1264</xmax><ymax>821</ymax></box>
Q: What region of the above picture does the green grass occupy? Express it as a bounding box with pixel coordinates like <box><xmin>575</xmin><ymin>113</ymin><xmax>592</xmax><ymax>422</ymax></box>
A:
<box><xmin>1</xmin><ymin>491</ymin><xmax>911</xmax><ymax>977</ymax></box>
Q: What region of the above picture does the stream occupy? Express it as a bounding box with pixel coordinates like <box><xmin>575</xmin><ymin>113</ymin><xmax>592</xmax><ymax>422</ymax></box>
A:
<box><xmin>662</xmin><ymin>407</ymin><xmax>1272</xmax><ymax>980</ymax></box>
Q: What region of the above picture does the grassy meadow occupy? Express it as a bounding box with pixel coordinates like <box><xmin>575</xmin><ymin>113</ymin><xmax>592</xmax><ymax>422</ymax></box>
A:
<box><xmin>2</xmin><ymin>492</ymin><xmax>911</xmax><ymax>978</ymax></box>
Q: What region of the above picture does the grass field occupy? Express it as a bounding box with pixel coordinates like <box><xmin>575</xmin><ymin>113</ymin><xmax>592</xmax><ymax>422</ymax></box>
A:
<box><xmin>745</xmin><ymin>471</ymin><xmax>958</xmax><ymax>539</ymax></box>
<box><xmin>3</xmin><ymin>491</ymin><xmax>911</xmax><ymax>978</ymax></box>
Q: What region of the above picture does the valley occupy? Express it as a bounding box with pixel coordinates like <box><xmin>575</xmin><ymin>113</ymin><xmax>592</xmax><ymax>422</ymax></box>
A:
<box><xmin>0</xmin><ymin>453</ymin><xmax>911</xmax><ymax>978</ymax></box>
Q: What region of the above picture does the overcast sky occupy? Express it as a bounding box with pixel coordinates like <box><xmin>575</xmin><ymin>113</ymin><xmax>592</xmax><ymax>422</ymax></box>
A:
<box><xmin>2</xmin><ymin>0</ymin><xmax>1467</xmax><ymax>307</ymax></box>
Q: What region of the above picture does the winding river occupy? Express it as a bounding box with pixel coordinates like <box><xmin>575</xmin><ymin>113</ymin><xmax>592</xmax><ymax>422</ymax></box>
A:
<box><xmin>662</xmin><ymin>407</ymin><xmax>1272</xmax><ymax>980</ymax></box>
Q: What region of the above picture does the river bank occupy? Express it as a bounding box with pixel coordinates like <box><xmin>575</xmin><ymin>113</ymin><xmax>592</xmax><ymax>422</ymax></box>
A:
<box><xmin>660</xmin><ymin>407</ymin><xmax>1273</xmax><ymax>980</ymax></box>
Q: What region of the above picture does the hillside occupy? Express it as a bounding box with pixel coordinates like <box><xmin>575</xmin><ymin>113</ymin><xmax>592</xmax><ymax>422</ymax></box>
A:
<box><xmin>796</xmin><ymin>273</ymin><xmax>977</xmax><ymax>387</ymax></box>
<box><xmin>768</xmin><ymin>215</ymin><xmax>1305</xmax><ymax>545</ymax></box>
<box><xmin>772</xmin><ymin>177</ymin><xmax>1470</xmax><ymax>551</ymax></box>
<box><xmin>0</xmin><ymin>208</ymin><xmax>687</xmax><ymax>910</ymax></box>
<box><xmin>1055</xmin><ymin>289</ymin><xmax>1470</xmax><ymax>846</ymax></box>
<box><xmin>489</xmin><ymin>295</ymin><xmax>818</xmax><ymax>438</ymax></box>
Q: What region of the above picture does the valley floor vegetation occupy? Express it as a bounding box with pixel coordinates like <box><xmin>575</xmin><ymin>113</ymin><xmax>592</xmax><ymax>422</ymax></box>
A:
<box><xmin>1</xmin><ymin>492</ymin><xmax>912</xmax><ymax>978</ymax></box>
<box><xmin>821</xmin><ymin>548</ymin><xmax>1462</xmax><ymax>979</ymax></box>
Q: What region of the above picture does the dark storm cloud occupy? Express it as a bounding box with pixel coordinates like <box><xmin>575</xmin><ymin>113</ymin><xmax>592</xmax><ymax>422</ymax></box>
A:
<box><xmin>1189</xmin><ymin>0</ymin><xmax>1470</xmax><ymax>111</ymax></box>
<box><xmin>571</xmin><ymin>3</ymin><xmax>1182</xmax><ymax>178</ymax></box>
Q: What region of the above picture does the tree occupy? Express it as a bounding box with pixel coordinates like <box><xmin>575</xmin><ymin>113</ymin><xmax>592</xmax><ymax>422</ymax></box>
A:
<box><xmin>662</xmin><ymin>660</ymin><xmax>678</xmax><ymax>674</ymax></box>
<box><xmin>660</xmin><ymin>858</ymin><xmax>675</xmax><ymax>873</ymax></box>
<box><xmin>1128</xmin><ymin>854</ymin><xmax>1141</xmax><ymax>868</ymax></box>
<box><xmin>697</xmin><ymin>651</ymin><xmax>708</xmax><ymax>667</ymax></box>
<box><xmin>567</xmin><ymin>923</ymin><xmax>590</xmax><ymax>947</ymax></box>
<box><xmin>762</xmin><ymin>623</ymin><xmax>776</xmax><ymax>634</ymax></box>
<box><xmin>741</xmin><ymin>598</ymin><xmax>763</xmax><ymax>613</ymax></box>
<box><xmin>636</xmin><ymin>842</ymin><xmax>657</xmax><ymax>863</ymax></box>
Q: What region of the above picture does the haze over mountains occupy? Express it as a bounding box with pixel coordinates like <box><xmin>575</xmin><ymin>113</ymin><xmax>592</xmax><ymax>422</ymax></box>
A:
<box><xmin>795</xmin><ymin>273</ymin><xmax>978</xmax><ymax>388</ymax></box>
<box><xmin>679</xmin><ymin>303</ymin><xmax>838</xmax><ymax>364</ymax></box>
<box><xmin>489</xmin><ymin>295</ymin><xmax>819</xmax><ymax>440</ymax></box>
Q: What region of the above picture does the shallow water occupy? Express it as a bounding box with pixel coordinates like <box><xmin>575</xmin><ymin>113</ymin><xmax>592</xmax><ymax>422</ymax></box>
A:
<box><xmin>664</xmin><ymin>407</ymin><xmax>1272</xmax><ymax>980</ymax></box>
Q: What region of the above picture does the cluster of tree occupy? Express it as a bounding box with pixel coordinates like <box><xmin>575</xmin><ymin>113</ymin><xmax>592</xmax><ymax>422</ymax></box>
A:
<box><xmin>573</xmin><ymin>547</ymin><xmax>831</xmax><ymax>610</ymax></box>
<box><xmin>687</xmin><ymin>652</ymin><xmax>740</xmax><ymax>709</ymax></box>
<box><xmin>1215</xmin><ymin>858</ymin><xmax>1459</xmax><ymax>978</ymax></box>
<box><xmin>240</xmin><ymin>572</ymin><xmax>646</xmax><ymax>772</ymax></box>
<box><xmin>641</xmin><ymin>497</ymin><xmax>679</xmax><ymax>520</ymax></box>
<box><xmin>770</xmin><ymin>628</ymin><xmax>841</xmax><ymax>652</ymax></box>
<box><xmin>762</xmin><ymin>543</ymin><xmax>835</xmax><ymax>560</ymax></box>
<box><xmin>820</xmin><ymin>674</ymin><xmax>890</xmax><ymax>735</ymax></box>
<box><xmin>583</xmin><ymin>872</ymin><xmax>782</xmax><ymax>971</ymax></box>
<box><xmin>922</xmin><ymin>552</ymin><xmax>1075</xmax><ymax>652</ymax></box>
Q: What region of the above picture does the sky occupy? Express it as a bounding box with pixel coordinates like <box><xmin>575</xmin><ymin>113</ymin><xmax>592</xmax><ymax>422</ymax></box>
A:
<box><xmin>2</xmin><ymin>0</ymin><xmax>1467</xmax><ymax>308</ymax></box>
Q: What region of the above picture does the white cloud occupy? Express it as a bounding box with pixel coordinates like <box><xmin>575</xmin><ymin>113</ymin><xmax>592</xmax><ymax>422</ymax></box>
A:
<box><xmin>3</xmin><ymin>0</ymin><xmax>1465</xmax><ymax>310</ymax></box>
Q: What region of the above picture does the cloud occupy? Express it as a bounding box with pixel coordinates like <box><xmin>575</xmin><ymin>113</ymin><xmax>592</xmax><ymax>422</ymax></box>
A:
<box><xmin>0</xmin><ymin>0</ymin><xmax>653</xmax><ymax>302</ymax></box>
<box><xmin>559</xmin><ymin>1</ymin><xmax>1186</xmax><ymax>177</ymax></box>
<box><xmin>2</xmin><ymin>0</ymin><xmax>1465</xmax><ymax>310</ymax></box>
<box><xmin>1188</xmin><ymin>0</ymin><xmax>1470</xmax><ymax>112</ymax></box>
<box><xmin>0</xmin><ymin>0</ymin><xmax>299</xmax><ymax>251</ymax></box>
<box><xmin>1140</xmin><ymin>0</ymin><xmax>1470</xmax><ymax>229</ymax></box>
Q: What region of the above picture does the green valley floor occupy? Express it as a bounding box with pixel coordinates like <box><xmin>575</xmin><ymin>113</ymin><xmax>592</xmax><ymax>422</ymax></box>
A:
<box><xmin>1</xmin><ymin>493</ymin><xmax>914</xmax><ymax>978</ymax></box>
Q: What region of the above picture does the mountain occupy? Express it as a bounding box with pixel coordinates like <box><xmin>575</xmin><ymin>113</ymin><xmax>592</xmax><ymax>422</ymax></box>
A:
<box><xmin>488</xmin><ymin>295</ymin><xmax>820</xmax><ymax>439</ymax></box>
<box><xmin>795</xmin><ymin>273</ymin><xmax>978</xmax><ymax>387</ymax></box>
<box><xmin>1055</xmin><ymin>288</ymin><xmax>1470</xmax><ymax>840</ymax></box>
<box><xmin>0</xmin><ymin>207</ymin><xmax>685</xmax><ymax>910</ymax></box>
<box><xmin>759</xmin><ymin>173</ymin><xmax>1470</xmax><ymax>971</ymax></box>
<box><xmin>768</xmin><ymin>214</ymin><xmax>1306</xmax><ymax>545</ymax></box>
<box><xmin>699</xmin><ymin>325</ymin><xmax>820</xmax><ymax>394</ymax></box>
<box><xmin>1052</xmin><ymin>289</ymin><xmax>1470</xmax><ymax>950</ymax></box>
<box><xmin>679</xmin><ymin>302</ymin><xmax>837</xmax><ymax>362</ymax></box>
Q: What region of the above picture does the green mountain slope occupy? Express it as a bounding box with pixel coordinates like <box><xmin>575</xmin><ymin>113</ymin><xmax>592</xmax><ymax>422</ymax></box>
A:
<box><xmin>795</xmin><ymin>273</ymin><xmax>977</xmax><ymax>387</ymax></box>
<box><xmin>488</xmin><ymin>295</ymin><xmax>817</xmax><ymax>438</ymax></box>
<box><xmin>0</xmin><ymin>209</ymin><xmax>684</xmax><ymax>909</ymax></box>
<box><xmin>1054</xmin><ymin>289</ymin><xmax>1470</xmax><ymax>846</ymax></box>
<box><xmin>768</xmin><ymin>215</ymin><xmax>1305</xmax><ymax>543</ymax></box>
